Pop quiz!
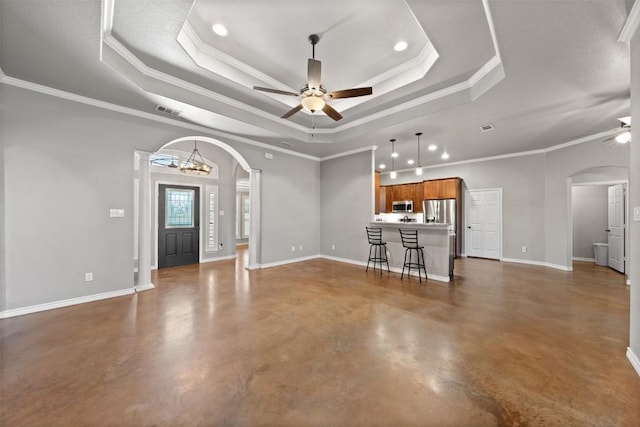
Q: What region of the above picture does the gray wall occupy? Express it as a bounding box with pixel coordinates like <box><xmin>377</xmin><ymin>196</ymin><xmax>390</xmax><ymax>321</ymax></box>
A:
<box><xmin>629</xmin><ymin>26</ymin><xmax>640</xmax><ymax>367</ymax></box>
<box><xmin>571</xmin><ymin>186</ymin><xmax>608</xmax><ymax>259</ymax></box>
<box><xmin>381</xmin><ymin>153</ymin><xmax>547</xmax><ymax>262</ymax></box>
<box><xmin>380</xmin><ymin>143</ymin><xmax>629</xmax><ymax>267</ymax></box>
<box><xmin>2</xmin><ymin>85</ymin><xmax>320</xmax><ymax>310</ymax></box>
<box><xmin>320</xmin><ymin>150</ymin><xmax>374</xmax><ymax>262</ymax></box>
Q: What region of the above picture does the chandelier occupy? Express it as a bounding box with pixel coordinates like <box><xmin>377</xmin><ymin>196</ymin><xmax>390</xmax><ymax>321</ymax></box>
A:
<box><xmin>180</xmin><ymin>141</ymin><xmax>211</xmax><ymax>176</ymax></box>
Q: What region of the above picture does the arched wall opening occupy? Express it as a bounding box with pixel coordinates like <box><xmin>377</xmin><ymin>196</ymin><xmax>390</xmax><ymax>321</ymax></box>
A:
<box><xmin>135</xmin><ymin>136</ymin><xmax>261</xmax><ymax>291</ymax></box>
<box><xmin>568</xmin><ymin>165</ymin><xmax>629</xmax><ymax>277</ymax></box>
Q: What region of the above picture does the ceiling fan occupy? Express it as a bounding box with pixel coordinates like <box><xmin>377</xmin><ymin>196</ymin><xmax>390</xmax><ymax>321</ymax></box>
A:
<box><xmin>253</xmin><ymin>34</ymin><xmax>373</xmax><ymax>121</ymax></box>
<box><xmin>602</xmin><ymin>116</ymin><xmax>631</xmax><ymax>143</ymax></box>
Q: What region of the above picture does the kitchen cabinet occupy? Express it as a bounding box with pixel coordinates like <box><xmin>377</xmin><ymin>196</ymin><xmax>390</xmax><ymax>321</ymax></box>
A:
<box><xmin>380</xmin><ymin>182</ymin><xmax>423</xmax><ymax>213</ymax></box>
<box><xmin>424</xmin><ymin>178</ymin><xmax>461</xmax><ymax>200</ymax></box>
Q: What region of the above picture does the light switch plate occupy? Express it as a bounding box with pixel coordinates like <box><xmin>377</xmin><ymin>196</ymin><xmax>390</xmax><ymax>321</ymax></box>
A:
<box><xmin>219</xmin><ymin>210</ymin><xmax>224</xmax><ymax>216</ymax></box>
<box><xmin>634</xmin><ymin>206</ymin><xmax>640</xmax><ymax>222</ymax></box>
<box><xmin>109</xmin><ymin>209</ymin><xmax>125</xmax><ymax>217</ymax></box>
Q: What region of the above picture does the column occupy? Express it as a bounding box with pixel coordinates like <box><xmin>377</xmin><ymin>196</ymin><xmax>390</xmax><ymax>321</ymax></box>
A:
<box><xmin>247</xmin><ymin>168</ymin><xmax>262</xmax><ymax>270</ymax></box>
<box><xmin>136</xmin><ymin>151</ymin><xmax>154</xmax><ymax>291</ymax></box>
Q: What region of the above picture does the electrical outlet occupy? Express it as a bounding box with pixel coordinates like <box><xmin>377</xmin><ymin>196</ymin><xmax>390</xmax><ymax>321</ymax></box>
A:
<box><xmin>85</xmin><ymin>272</ymin><xmax>93</xmax><ymax>282</ymax></box>
<box><xmin>299</xmin><ymin>245</ymin><xmax>303</xmax><ymax>251</ymax></box>
<box><xmin>521</xmin><ymin>246</ymin><xmax>527</xmax><ymax>253</ymax></box>
<box><xmin>291</xmin><ymin>246</ymin><xmax>296</xmax><ymax>252</ymax></box>
<box><xmin>331</xmin><ymin>244</ymin><xmax>335</xmax><ymax>250</ymax></box>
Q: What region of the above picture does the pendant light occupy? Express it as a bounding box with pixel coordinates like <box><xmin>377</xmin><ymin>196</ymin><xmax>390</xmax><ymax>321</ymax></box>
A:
<box><xmin>390</xmin><ymin>138</ymin><xmax>397</xmax><ymax>179</ymax></box>
<box><xmin>415</xmin><ymin>132</ymin><xmax>423</xmax><ymax>176</ymax></box>
<box><xmin>180</xmin><ymin>141</ymin><xmax>211</xmax><ymax>176</ymax></box>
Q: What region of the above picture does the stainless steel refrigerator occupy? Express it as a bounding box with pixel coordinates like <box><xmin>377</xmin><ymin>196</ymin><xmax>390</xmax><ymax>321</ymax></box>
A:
<box><xmin>423</xmin><ymin>199</ymin><xmax>456</xmax><ymax>229</ymax></box>
<box><xmin>424</xmin><ymin>199</ymin><xmax>458</xmax><ymax>262</ymax></box>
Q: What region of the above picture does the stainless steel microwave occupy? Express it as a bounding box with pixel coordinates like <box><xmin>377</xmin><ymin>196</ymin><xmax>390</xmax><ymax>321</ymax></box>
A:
<box><xmin>392</xmin><ymin>200</ymin><xmax>413</xmax><ymax>213</ymax></box>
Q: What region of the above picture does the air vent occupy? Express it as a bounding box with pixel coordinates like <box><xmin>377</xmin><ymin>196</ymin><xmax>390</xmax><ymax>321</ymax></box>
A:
<box><xmin>155</xmin><ymin>105</ymin><xmax>182</xmax><ymax>116</ymax></box>
<box><xmin>480</xmin><ymin>124</ymin><xmax>495</xmax><ymax>132</ymax></box>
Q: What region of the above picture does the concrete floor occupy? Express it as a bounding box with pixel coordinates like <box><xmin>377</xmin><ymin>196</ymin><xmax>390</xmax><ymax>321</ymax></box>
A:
<box><xmin>1</xmin><ymin>250</ymin><xmax>639</xmax><ymax>425</ymax></box>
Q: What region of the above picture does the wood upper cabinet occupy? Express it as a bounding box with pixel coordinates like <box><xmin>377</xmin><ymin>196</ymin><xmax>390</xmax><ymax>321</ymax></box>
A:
<box><xmin>424</xmin><ymin>178</ymin><xmax>461</xmax><ymax>200</ymax></box>
<box><xmin>380</xmin><ymin>183</ymin><xmax>423</xmax><ymax>213</ymax></box>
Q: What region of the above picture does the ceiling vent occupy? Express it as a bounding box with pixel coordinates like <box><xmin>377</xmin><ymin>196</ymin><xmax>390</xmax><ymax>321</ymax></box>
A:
<box><xmin>155</xmin><ymin>105</ymin><xmax>182</xmax><ymax>116</ymax></box>
<box><xmin>480</xmin><ymin>124</ymin><xmax>495</xmax><ymax>132</ymax></box>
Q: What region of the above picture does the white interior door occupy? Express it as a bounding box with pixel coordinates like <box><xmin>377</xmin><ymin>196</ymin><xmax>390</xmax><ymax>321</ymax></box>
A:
<box><xmin>607</xmin><ymin>184</ymin><xmax>625</xmax><ymax>273</ymax></box>
<box><xmin>466</xmin><ymin>189</ymin><xmax>501</xmax><ymax>260</ymax></box>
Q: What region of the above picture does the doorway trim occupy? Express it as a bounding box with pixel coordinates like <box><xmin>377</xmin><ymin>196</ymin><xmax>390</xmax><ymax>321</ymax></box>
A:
<box><xmin>568</xmin><ymin>178</ymin><xmax>629</xmax><ymax>277</ymax></box>
<box><xmin>464</xmin><ymin>187</ymin><xmax>503</xmax><ymax>260</ymax></box>
<box><xmin>136</xmin><ymin>136</ymin><xmax>261</xmax><ymax>290</ymax></box>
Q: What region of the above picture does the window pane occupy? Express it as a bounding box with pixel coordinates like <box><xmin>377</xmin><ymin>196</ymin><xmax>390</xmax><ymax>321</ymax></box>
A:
<box><xmin>166</xmin><ymin>189</ymin><xmax>194</xmax><ymax>228</ymax></box>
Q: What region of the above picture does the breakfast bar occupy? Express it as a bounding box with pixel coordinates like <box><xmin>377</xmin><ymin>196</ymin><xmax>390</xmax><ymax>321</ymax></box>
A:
<box><xmin>369</xmin><ymin>222</ymin><xmax>454</xmax><ymax>282</ymax></box>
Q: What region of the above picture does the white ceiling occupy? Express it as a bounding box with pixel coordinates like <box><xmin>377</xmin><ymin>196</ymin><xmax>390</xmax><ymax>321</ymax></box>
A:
<box><xmin>0</xmin><ymin>0</ymin><xmax>634</xmax><ymax>167</ymax></box>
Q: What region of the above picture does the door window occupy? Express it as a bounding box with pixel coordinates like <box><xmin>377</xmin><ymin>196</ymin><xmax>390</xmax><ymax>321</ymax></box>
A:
<box><xmin>165</xmin><ymin>188</ymin><xmax>195</xmax><ymax>228</ymax></box>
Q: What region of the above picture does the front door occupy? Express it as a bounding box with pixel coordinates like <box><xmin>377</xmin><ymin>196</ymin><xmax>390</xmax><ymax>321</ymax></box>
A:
<box><xmin>158</xmin><ymin>184</ymin><xmax>200</xmax><ymax>268</ymax></box>
<box><xmin>466</xmin><ymin>189</ymin><xmax>501</xmax><ymax>259</ymax></box>
<box><xmin>607</xmin><ymin>184</ymin><xmax>625</xmax><ymax>273</ymax></box>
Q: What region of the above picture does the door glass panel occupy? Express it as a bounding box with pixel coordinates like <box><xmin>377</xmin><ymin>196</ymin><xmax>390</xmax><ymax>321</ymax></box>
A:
<box><xmin>166</xmin><ymin>189</ymin><xmax>195</xmax><ymax>228</ymax></box>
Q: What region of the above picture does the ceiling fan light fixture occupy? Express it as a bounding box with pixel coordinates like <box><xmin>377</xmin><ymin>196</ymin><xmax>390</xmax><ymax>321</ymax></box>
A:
<box><xmin>615</xmin><ymin>131</ymin><xmax>631</xmax><ymax>144</ymax></box>
<box><xmin>212</xmin><ymin>24</ymin><xmax>228</xmax><ymax>36</ymax></box>
<box><xmin>301</xmin><ymin>96</ymin><xmax>325</xmax><ymax>113</ymax></box>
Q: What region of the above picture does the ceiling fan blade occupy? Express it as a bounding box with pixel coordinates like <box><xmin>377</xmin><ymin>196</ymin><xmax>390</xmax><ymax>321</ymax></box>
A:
<box><xmin>327</xmin><ymin>87</ymin><xmax>373</xmax><ymax>99</ymax></box>
<box><xmin>281</xmin><ymin>104</ymin><xmax>303</xmax><ymax>119</ymax></box>
<box><xmin>253</xmin><ymin>86</ymin><xmax>299</xmax><ymax>97</ymax></box>
<box><xmin>322</xmin><ymin>104</ymin><xmax>343</xmax><ymax>121</ymax></box>
<box><xmin>308</xmin><ymin>59</ymin><xmax>321</xmax><ymax>90</ymax></box>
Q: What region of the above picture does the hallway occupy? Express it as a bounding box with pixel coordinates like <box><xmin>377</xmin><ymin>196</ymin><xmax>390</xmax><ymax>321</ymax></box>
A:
<box><xmin>1</xmin><ymin>254</ymin><xmax>638</xmax><ymax>425</ymax></box>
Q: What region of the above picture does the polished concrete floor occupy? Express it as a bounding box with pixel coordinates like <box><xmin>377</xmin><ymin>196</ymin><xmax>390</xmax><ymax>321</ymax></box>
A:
<box><xmin>1</xmin><ymin>250</ymin><xmax>639</xmax><ymax>426</ymax></box>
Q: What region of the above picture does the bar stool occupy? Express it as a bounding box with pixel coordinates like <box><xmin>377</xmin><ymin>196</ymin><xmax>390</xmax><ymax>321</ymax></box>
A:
<box><xmin>399</xmin><ymin>229</ymin><xmax>427</xmax><ymax>282</ymax></box>
<box><xmin>365</xmin><ymin>227</ymin><xmax>389</xmax><ymax>274</ymax></box>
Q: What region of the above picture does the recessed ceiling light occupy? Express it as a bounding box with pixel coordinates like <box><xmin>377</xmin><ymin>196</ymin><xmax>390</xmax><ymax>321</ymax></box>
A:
<box><xmin>212</xmin><ymin>24</ymin><xmax>228</xmax><ymax>36</ymax></box>
<box><xmin>407</xmin><ymin>159</ymin><xmax>415</xmax><ymax>165</ymax></box>
<box><xmin>379</xmin><ymin>164</ymin><xmax>386</xmax><ymax>169</ymax></box>
<box><xmin>428</xmin><ymin>144</ymin><xmax>437</xmax><ymax>151</ymax></box>
<box><xmin>394</xmin><ymin>41</ymin><xmax>408</xmax><ymax>52</ymax></box>
<box><xmin>441</xmin><ymin>152</ymin><xmax>450</xmax><ymax>160</ymax></box>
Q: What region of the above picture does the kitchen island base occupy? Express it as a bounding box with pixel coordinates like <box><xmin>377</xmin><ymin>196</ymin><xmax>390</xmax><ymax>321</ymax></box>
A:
<box><xmin>369</xmin><ymin>222</ymin><xmax>454</xmax><ymax>282</ymax></box>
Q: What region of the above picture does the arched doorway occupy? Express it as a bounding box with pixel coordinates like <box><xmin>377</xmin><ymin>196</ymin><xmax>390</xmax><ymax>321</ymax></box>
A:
<box><xmin>134</xmin><ymin>136</ymin><xmax>261</xmax><ymax>291</ymax></box>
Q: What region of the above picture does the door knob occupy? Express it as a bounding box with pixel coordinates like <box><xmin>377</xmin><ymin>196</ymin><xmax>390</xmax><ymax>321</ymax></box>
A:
<box><xmin>606</xmin><ymin>229</ymin><xmax>610</xmax><ymax>232</ymax></box>
<box><xmin>467</xmin><ymin>226</ymin><xmax>472</xmax><ymax>229</ymax></box>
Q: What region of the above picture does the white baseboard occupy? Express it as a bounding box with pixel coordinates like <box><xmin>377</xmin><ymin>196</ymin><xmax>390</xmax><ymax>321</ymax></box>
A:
<box><xmin>573</xmin><ymin>257</ymin><xmax>595</xmax><ymax>262</ymax></box>
<box><xmin>135</xmin><ymin>283</ymin><xmax>155</xmax><ymax>292</ymax></box>
<box><xmin>501</xmin><ymin>257</ymin><xmax>572</xmax><ymax>271</ymax></box>
<box><xmin>318</xmin><ymin>255</ymin><xmax>450</xmax><ymax>283</ymax></box>
<box><xmin>0</xmin><ymin>288</ymin><xmax>136</xmax><ymax>319</ymax></box>
<box><xmin>627</xmin><ymin>347</ymin><xmax>640</xmax><ymax>377</ymax></box>
<box><xmin>200</xmin><ymin>254</ymin><xmax>237</xmax><ymax>263</ymax></box>
<box><xmin>259</xmin><ymin>255</ymin><xmax>320</xmax><ymax>269</ymax></box>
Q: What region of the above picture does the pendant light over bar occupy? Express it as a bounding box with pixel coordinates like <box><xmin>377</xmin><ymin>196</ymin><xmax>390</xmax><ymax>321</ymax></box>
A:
<box><xmin>390</xmin><ymin>138</ymin><xmax>397</xmax><ymax>179</ymax></box>
<box><xmin>415</xmin><ymin>132</ymin><xmax>423</xmax><ymax>176</ymax></box>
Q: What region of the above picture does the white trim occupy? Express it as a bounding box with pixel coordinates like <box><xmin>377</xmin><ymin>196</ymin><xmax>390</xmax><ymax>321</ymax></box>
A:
<box><xmin>0</xmin><ymin>288</ymin><xmax>135</xmax><ymax>319</ymax></box>
<box><xmin>135</xmin><ymin>283</ymin><xmax>155</xmax><ymax>292</ymax></box>
<box><xmin>571</xmin><ymin>179</ymin><xmax>628</xmax><ymax>187</ymax></box>
<box><xmin>321</xmin><ymin>146</ymin><xmax>377</xmax><ymax>161</ymax></box>
<box><xmin>618</xmin><ymin>0</ymin><xmax>640</xmax><ymax>42</ymax></box>
<box><xmin>572</xmin><ymin>257</ymin><xmax>595</xmax><ymax>262</ymax></box>
<box><xmin>318</xmin><ymin>255</ymin><xmax>451</xmax><ymax>283</ymax></box>
<box><xmin>259</xmin><ymin>255</ymin><xmax>320</xmax><ymax>269</ymax></box>
<box><xmin>627</xmin><ymin>347</ymin><xmax>640</xmax><ymax>377</ymax></box>
<box><xmin>0</xmin><ymin>74</ymin><xmax>321</xmax><ymax>162</ymax></box>
<box><xmin>200</xmin><ymin>254</ymin><xmax>237</xmax><ymax>263</ymax></box>
<box><xmin>501</xmin><ymin>257</ymin><xmax>573</xmax><ymax>272</ymax></box>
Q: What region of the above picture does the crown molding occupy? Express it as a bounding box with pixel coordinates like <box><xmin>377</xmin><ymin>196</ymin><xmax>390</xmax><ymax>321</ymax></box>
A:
<box><xmin>1</xmin><ymin>74</ymin><xmax>321</xmax><ymax>162</ymax></box>
<box><xmin>320</xmin><ymin>146</ymin><xmax>377</xmax><ymax>161</ymax></box>
<box><xmin>618</xmin><ymin>0</ymin><xmax>640</xmax><ymax>42</ymax></box>
<box><xmin>99</xmin><ymin>0</ymin><xmax>505</xmax><ymax>142</ymax></box>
